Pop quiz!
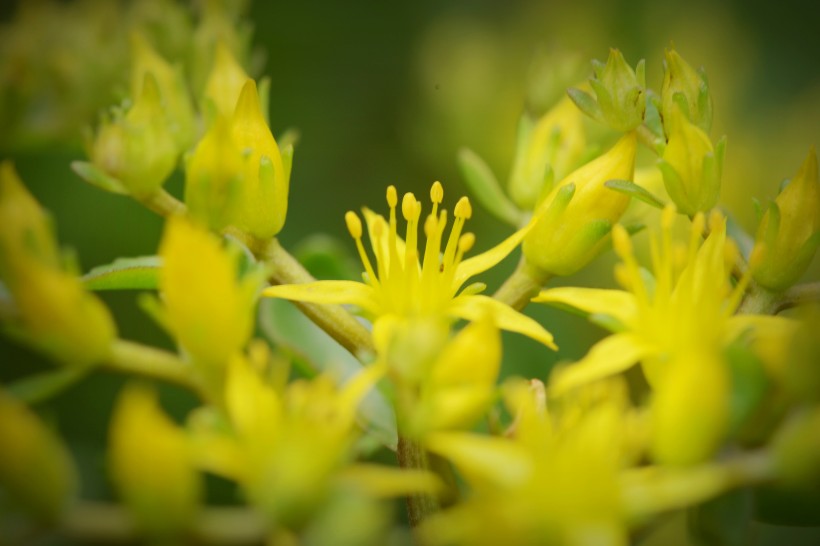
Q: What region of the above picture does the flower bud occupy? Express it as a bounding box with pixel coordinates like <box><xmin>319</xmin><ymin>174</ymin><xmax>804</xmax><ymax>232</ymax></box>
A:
<box><xmin>568</xmin><ymin>49</ymin><xmax>645</xmax><ymax>132</ymax></box>
<box><xmin>109</xmin><ymin>384</ymin><xmax>201</xmax><ymax>538</ymax></box>
<box><xmin>522</xmin><ymin>132</ymin><xmax>637</xmax><ymax>276</ymax></box>
<box><xmin>130</xmin><ymin>32</ymin><xmax>196</xmax><ymax>151</ymax></box>
<box><xmin>203</xmin><ymin>41</ymin><xmax>250</xmax><ymax>118</ymax></box>
<box><xmin>507</xmin><ymin>95</ymin><xmax>586</xmax><ymax>210</ymax></box>
<box><xmin>0</xmin><ymin>163</ymin><xmax>116</xmax><ymax>367</ymax></box>
<box><xmin>750</xmin><ymin>148</ymin><xmax>820</xmax><ymax>291</ymax></box>
<box><xmin>650</xmin><ymin>352</ymin><xmax>730</xmax><ymax>466</ymax></box>
<box><xmin>158</xmin><ymin>217</ymin><xmax>261</xmax><ymax>372</ymax></box>
<box><xmin>231</xmin><ymin>79</ymin><xmax>290</xmax><ymax>239</ymax></box>
<box><xmin>661</xmin><ymin>48</ymin><xmax>713</xmax><ymax>134</ymax></box>
<box><xmin>0</xmin><ymin>391</ymin><xmax>77</xmax><ymax>522</ymax></box>
<box><xmin>90</xmin><ymin>74</ymin><xmax>178</xmax><ymax>198</ymax></box>
<box><xmin>657</xmin><ymin>104</ymin><xmax>724</xmax><ymax>215</ymax></box>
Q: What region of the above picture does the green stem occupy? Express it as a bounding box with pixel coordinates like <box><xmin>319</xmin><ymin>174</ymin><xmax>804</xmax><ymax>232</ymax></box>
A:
<box><xmin>777</xmin><ymin>281</ymin><xmax>820</xmax><ymax>313</ymax></box>
<box><xmin>138</xmin><ymin>189</ymin><xmax>187</xmax><ymax>217</ymax></box>
<box><xmin>493</xmin><ymin>258</ymin><xmax>551</xmax><ymax>311</ymax></box>
<box><xmin>397</xmin><ymin>436</ymin><xmax>441</xmax><ymax>527</ymax></box>
<box><xmin>259</xmin><ymin>238</ymin><xmax>375</xmax><ymax>361</ymax></box>
<box><xmin>737</xmin><ymin>283</ymin><xmax>781</xmax><ymax>315</ymax></box>
<box><xmin>104</xmin><ymin>340</ymin><xmax>205</xmax><ymax>396</ymax></box>
<box><xmin>62</xmin><ymin>501</ymin><xmax>267</xmax><ymax>544</ymax></box>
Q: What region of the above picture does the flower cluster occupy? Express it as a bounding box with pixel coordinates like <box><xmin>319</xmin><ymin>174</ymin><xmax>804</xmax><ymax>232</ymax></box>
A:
<box><xmin>1</xmin><ymin>2</ymin><xmax>819</xmax><ymax>545</ymax></box>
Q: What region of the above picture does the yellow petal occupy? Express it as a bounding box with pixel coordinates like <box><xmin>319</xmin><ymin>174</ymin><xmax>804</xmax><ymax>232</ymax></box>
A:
<box><xmin>449</xmin><ymin>294</ymin><xmax>557</xmax><ymax>350</ymax></box>
<box><xmin>550</xmin><ymin>333</ymin><xmax>651</xmax><ymax>396</ymax></box>
<box><xmin>454</xmin><ymin>222</ymin><xmax>533</xmax><ymax>287</ymax></box>
<box><xmin>263</xmin><ymin>280</ymin><xmax>378</xmax><ymax>314</ymax></box>
<box><xmin>337</xmin><ymin>464</ymin><xmax>443</xmax><ymax>498</ymax></box>
<box><xmin>425</xmin><ymin>432</ymin><xmax>532</xmax><ymax>489</ymax></box>
<box><xmin>533</xmin><ymin>286</ymin><xmax>637</xmax><ymax>326</ymax></box>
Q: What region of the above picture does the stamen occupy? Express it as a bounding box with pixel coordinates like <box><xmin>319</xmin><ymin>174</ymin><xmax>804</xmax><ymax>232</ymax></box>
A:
<box><xmin>403</xmin><ymin>193</ymin><xmax>420</xmax><ymax>275</ymax></box>
<box><xmin>454</xmin><ymin>196</ymin><xmax>472</xmax><ymax>219</ymax></box>
<box><xmin>346</xmin><ymin>211</ymin><xmax>378</xmax><ymax>286</ymax></box>
<box><xmin>401</xmin><ymin>192</ymin><xmax>416</xmax><ymax>221</ymax></box>
<box><xmin>386</xmin><ymin>185</ymin><xmax>401</xmax><ymax>276</ymax></box>
<box><xmin>454</xmin><ymin>233</ymin><xmax>475</xmax><ymax>266</ymax></box>
<box><xmin>430</xmin><ymin>181</ymin><xmax>443</xmax><ymax>218</ymax></box>
<box><xmin>611</xmin><ymin>224</ymin><xmax>632</xmax><ymax>259</ymax></box>
<box><xmin>345</xmin><ymin>211</ymin><xmax>362</xmax><ymax>239</ymax></box>
<box><xmin>386</xmin><ymin>185</ymin><xmax>398</xmax><ymax>208</ymax></box>
<box><xmin>371</xmin><ymin>216</ymin><xmax>388</xmax><ymax>282</ymax></box>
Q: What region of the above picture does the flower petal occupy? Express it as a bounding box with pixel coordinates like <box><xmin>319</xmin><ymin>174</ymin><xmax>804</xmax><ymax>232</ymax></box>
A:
<box><xmin>449</xmin><ymin>294</ymin><xmax>557</xmax><ymax>350</ymax></box>
<box><xmin>337</xmin><ymin>463</ymin><xmax>443</xmax><ymax>498</ymax></box>
<box><xmin>533</xmin><ymin>286</ymin><xmax>637</xmax><ymax>326</ymax></box>
<box><xmin>263</xmin><ymin>280</ymin><xmax>378</xmax><ymax>314</ymax></box>
<box><xmin>550</xmin><ymin>333</ymin><xmax>652</xmax><ymax>396</ymax></box>
<box><xmin>454</xmin><ymin>222</ymin><xmax>533</xmax><ymax>287</ymax></box>
<box><xmin>425</xmin><ymin>432</ymin><xmax>532</xmax><ymax>489</ymax></box>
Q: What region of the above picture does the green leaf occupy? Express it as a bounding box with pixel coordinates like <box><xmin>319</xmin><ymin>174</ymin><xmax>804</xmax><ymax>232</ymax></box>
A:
<box><xmin>457</xmin><ymin>148</ymin><xmax>523</xmax><ymax>227</ymax></box>
<box><xmin>687</xmin><ymin>489</ymin><xmax>753</xmax><ymax>546</ymax></box>
<box><xmin>293</xmin><ymin>235</ymin><xmax>360</xmax><ymax>281</ymax></box>
<box><xmin>7</xmin><ymin>367</ymin><xmax>90</xmax><ymax>405</ymax></box>
<box><xmin>258</xmin><ymin>299</ymin><xmax>397</xmax><ymax>451</ymax></box>
<box><xmin>605</xmin><ymin>179</ymin><xmax>666</xmax><ymax>209</ymax></box>
<box><xmin>754</xmin><ymin>486</ymin><xmax>820</xmax><ymax>527</ymax></box>
<box><xmin>567</xmin><ymin>86</ymin><xmax>603</xmax><ymax>122</ymax></box>
<box><xmin>82</xmin><ymin>256</ymin><xmax>161</xmax><ymax>291</ymax></box>
<box><xmin>70</xmin><ymin>161</ymin><xmax>128</xmax><ymax>195</ymax></box>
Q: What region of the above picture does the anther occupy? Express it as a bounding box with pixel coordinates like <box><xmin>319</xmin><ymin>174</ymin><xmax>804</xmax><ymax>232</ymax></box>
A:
<box><xmin>402</xmin><ymin>192</ymin><xmax>418</xmax><ymax>221</ymax></box>
<box><xmin>611</xmin><ymin>224</ymin><xmax>632</xmax><ymax>257</ymax></box>
<box><xmin>345</xmin><ymin>211</ymin><xmax>362</xmax><ymax>239</ymax></box>
<box><xmin>458</xmin><ymin>233</ymin><xmax>475</xmax><ymax>254</ymax></box>
<box><xmin>386</xmin><ymin>185</ymin><xmax>398</xmax><ymax>208</ymax></box>
<box><xmin>373</xmin><ymin>216</ymin><xmax>385</xmax><ymax>238</ymax></box>
<box><xmin>430</xmin><ymin>181</ymin><xmax>444</xmax><ymax>204</ymax></box>
<box><xmin>454</xmin><ymin>196</ymin><xmax>472</xmax><ymax>219</ymax></box>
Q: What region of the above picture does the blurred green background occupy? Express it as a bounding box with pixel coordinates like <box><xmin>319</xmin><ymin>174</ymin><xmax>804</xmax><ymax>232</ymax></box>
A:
<box><xmin>2</xmin><ymin>0</ymin><xmax>819</xmax><ymax>536</ymax></box>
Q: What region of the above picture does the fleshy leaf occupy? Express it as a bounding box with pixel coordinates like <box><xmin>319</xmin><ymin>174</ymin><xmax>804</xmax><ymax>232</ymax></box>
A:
<box><xmin>258</xmin><ymin>298</ymin><xmax>397</xmax><ymax>451</ymax></box>
<box><xmin>70</xmin><ymin>160</ymin><xmax>128</xmax><ymax>195</ymax></box>
<box><xmin>7</xmin><ymin>367</ymin><xmax>90</xmax><ymax>404</ymax></box>
<box><xmin>83</xmin><ymin>256</ymin><xmax>161</xmax><ymax>291</ymax></box>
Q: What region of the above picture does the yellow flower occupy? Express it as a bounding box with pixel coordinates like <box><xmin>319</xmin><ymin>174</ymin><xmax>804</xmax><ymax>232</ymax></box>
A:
<box><xmin>533</xmin><ymin>207</ymin><xmax>792</xmax><ymax>395</ymax></box>
<box><xmin>0</xmin><ymin>162</ymin><xmax>116</xmax><ymax>367</ymax></box>
<box><xmin>0</xmin><ymin>390</ymin><xmax>77</xmax><ymax>523</ymax></box>
<box><xmin>421</xmin><ymin>378</ymin><xmax>635</xmax><ymax>546</ymax></box>
<box><xmin>203</xmin><ymin>41</ymin><xmax>250</xmax><ymax>118</ymax></box>
<box><xmin>263</xmin><ymin>182</ymin><xmax>556</xmax><ymax>349</ymax></box>
<box><xmin>109</xmin><ymin>383</ymin><xmax>201</xmax><ymax>538</ymax></box>
<box><xmin>158</xmin><ymin>216</ymin><xmax>262</xmax><ymax>372</ymax></box>
<box><xmin>750</xmin><ymin>147</ymin><xmax>820</xmax><ymax>291</ymax></box>
<box><xmin>522</xmin><ymin>132</ymin><xmax>637</xmax><ymax>276</ymax></box>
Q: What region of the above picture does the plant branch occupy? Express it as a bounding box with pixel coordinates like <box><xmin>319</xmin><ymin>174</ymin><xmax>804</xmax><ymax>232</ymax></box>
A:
<box><xmin>137</xmin><ymin>189</ymin><xmax>187</xmax><ymax>217</ymax></box>
<box><xmin>397</xmin><ymin>436</ymin><xmax>441</xmax><ymax>527</ymax></box>
<box><xmin>259</xmin><ymin>238</ymin><xmax>375</xmax><ymax>362</ymax></box>
<box><xmin>493</xmin><ymin>257</ymin><xmax>551</xmax><ymax>311</ymax></box>
<box><xmin>103</xmin><ymin>340</ymin><xmax>205</xmax><ymax>395</ymax></box>
<box><xmin>776</xmin><ymin>281</ymin><xmax>820</xmax><ymax>313</ymax></box>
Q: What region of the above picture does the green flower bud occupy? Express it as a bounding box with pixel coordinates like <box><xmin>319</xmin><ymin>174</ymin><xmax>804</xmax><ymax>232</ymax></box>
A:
<box><xmin>657</xmin><ymin>105</ymin><xmax>725</xmax><ymax>216</ymax></box>
<box><xmin>0</xmin><ymin>391</ymin><xmax>78</xmax><ymax>523</ymax></box>
<box><xmin>522</xmin><ymin>132</ymin><xmax>637</xmax><ymax>276</ymax></box>
<box><xmin>650</xmin><ymin>352</ymin><xmax>730</xmax><ymax>466</ymax></box>
<box><xmin>109</xmin><ymin>384</ymin><xmax>201</xmax><ymax>538</ymax></box>
<box><xmin>90</xmin><ymin>74</ymin><xmax>178</xmax><ymax>198</ymax></box>
<box><xmin>130</xmin><ymin>32</ymin><xmax>196</xmax><ymax>151</ymax></box>
<box><xmin>568</xmin><ymin>49</ymin><xmax>646</xmax><ymax>132</ymax></box>
<box><xmin>661</xmin><ymin>48</ymin><xmax>713</xmax><ymax>134</ymax></box>
<box><xmin>507</xmin><ymin>95</ymin><xmax>586</xmax><ymax>210</ymax></box>
<box><xmin>772</xmin><ymin>408</ymin><xmax>820</xmax><ymax>486</ymax></box>
<box><xmin>750</xmin><ymin>148</ymin><xmax>820</xmax><ymax>291</ymax></box>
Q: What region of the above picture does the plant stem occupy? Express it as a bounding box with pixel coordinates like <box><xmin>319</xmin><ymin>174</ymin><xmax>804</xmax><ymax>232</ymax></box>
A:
<box><xmin>259</xmin><ymin>238</ymin><xmax>375</xmax><ymax>361</ymax></box>
<box><xmin>493</xmin><ymin>258</ymin><xmax>551</xmax><ymax>311</ymax></box>
<box><xmin>62</xmin><ymin>501</ymin><xmax>267</xmax><ymax>544</ymax></box>
<box><xmin>104</xmin><ymin>340</ymin><xmax>204</xmax><ymax>395</ymax></box>
<box><xmin>138</xmin><ymin>189</ymin><xmax>187</xmax><ymax>217</ymax></box>
<box><xmin>737</xmin><ymin>283</ymin><xmax>781</xmax><ymax>315</ymax></box>
<box><xmin>397</xmin><ymin>436</ymin><xmax>441</xmax><ymax>527</ymax></box>
<box><xmin>777</xmin><ymin>281</ymin><xmax>820</xmax><ymax>313</ymax></box>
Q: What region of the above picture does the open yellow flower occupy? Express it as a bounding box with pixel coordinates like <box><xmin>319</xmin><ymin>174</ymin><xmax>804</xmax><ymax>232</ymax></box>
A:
<box><xmin>533</xmin><ymin>206</ymin><xmax>792</xmax><ymax>395</ymax></box>
<box><xmin>264</xmin><ymin>182</ymin><xmax>556</xmax><ymax>349</ymax></box>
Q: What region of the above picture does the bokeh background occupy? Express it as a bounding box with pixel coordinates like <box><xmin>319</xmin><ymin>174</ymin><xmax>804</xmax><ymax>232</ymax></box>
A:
<box><xmin>1</xmin><ymin>0</ymin><xmax>819</xmax><ymax>540</ymax></box>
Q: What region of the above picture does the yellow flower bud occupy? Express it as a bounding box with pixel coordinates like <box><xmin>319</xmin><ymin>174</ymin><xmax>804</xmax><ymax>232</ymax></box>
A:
<box><xmin>522</xmin><ymin>132</ymin><xmax>637</xmax><ymax>276</ymax></box>
<box><xmin>0</xmin><ymin>163</ymin><xmax>116</xmax><ymax>367</ymax></box>
<box><xmin>658</xmin><ymin>105</ymin><xmax>724</xmax><ymax>215</ymax></box>
<box><xmin>130</xmin><ymin>32</ymin><xmax>196</xmax><ymax>151</ymax></box>
<box><xmin>661</xmin><ymin>48</ymin><xmax>713</xmax><ymax>134</ymax></box>
<box><xmin>203</xmin><ymin>41</ymin><xmax>250</xmax><ymax>118</ymax></box>
<box><xmin>184</xmin><ymin>116</ymin><xmax>245</xmax><ymax>230</ymax></box>
<box><xmin>650</xmin><ymin>352</ymin><xmax>730</xmax><ymax>466</ymax></box>
<box><xmin>0</xmin><ymin>391</ymin><xmax>77</xmax><ymax>523</ymax></box>
<box><xmin>750</xmin><ymin>148</ymin><xmax>820</xmax><ymax>291</ymax></box>
<box><xmin>507</xmin><ymin>96</ymin><xmax>586</xmax><ymax>210</ymax></box>
<box><xmin>231</xmin><ymin>79</ymin><xmax>290</xmax><ymax>239</ymax></box>
<box><xmin>158</xmin><ymin>217</ymin><xmax>260</xmax><ymax>371</ymax></box>
<box><xmin>90</xmin><ymin>74</ymin><xmax>178</xmax><ymax>198</ymax></box>
<box><xmin>109</xmin><ymin>383</ymin><xmax>201</xmax><ymax>538</ymax></box>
